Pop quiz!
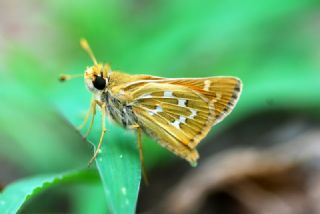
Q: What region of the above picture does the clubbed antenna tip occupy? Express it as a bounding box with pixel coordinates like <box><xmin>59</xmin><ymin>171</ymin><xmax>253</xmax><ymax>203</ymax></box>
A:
<box><xmin>80</xmin><ymin>38</ymin><xmax>98</xmax><ymax>65</ymax></box>
<box><xmin>59</xmin><ymin>74</ymin><xmax>83</xmax><ymax>82</ymax></box>
<box><xmin>59</xmin><ymin>74</ymin><xmax>68</xmax><ymax>82</ymax></box>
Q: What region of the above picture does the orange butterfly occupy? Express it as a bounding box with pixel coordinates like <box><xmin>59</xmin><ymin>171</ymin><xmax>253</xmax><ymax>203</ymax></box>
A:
<box><xmin>60</xmin><ymin>39</ymin><xmax>242</xmax><ymax>182</ymax></box>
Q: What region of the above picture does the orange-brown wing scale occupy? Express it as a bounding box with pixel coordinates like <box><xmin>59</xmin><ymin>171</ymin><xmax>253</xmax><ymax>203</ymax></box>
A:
<box><xmin>130</xmin><ymin>83</ymin><xmax>215</xmax><ymax>165</ymax></box>
<box><xmin>110</xmin><ymin>73</ymin><xmax>242</xmax><ymax>165</ymax></box>
<box><xmin>155</xmin><ymin>77</ymin><xmax>242</xmax><ymax>124</ymax></box>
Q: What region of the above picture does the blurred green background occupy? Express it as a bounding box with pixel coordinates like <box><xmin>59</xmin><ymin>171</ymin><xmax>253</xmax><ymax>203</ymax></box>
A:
<box><xmin>1</xmin><ymin>0</ymin><xmax>320</xmax><ymax>213</ymax></box>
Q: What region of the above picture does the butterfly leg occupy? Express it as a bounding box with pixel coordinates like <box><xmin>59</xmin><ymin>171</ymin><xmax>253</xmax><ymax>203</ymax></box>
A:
<box><xmin>78</xmin><ymin>96</ymin><xmax>96</xmax><ymax>131</ymax></box>
<box><xmin>129</xmin><ymin>124</ymin><xmax>149</xmax><ymax>185</ymax></box>
<box><xmin>83</xmin><ymin>101</ymin><xmax>97</xmax><ymax>139</ymax></box>
<box><xmin>88</xmin><ymin>102</ymin><xmax>107</xmax><ymax>166</ymax></box>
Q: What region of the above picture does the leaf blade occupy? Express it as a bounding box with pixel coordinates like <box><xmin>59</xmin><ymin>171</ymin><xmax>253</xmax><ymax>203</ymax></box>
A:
<box><xmin>54</xmin><ymin>82</ymin><xmax>141</xmax><ymax>213</ymax></box>
<box><xmin>0</xmin><ymin>170</ymin><xmax>98</xmax><ymax>214</ymax></box>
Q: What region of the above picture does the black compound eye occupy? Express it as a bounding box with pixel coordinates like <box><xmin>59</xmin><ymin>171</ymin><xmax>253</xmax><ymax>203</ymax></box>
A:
<box><xmin>92</xmin><ymin>75</ymin><xmax>106</xmax><ymax>90</ymax></box>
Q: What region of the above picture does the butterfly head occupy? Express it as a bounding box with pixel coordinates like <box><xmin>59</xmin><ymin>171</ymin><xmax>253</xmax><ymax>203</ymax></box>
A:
<box><xmin>78</xmin><ymin>38</ymin><xmax>112</xmax><ymax>93</ymax></box>
<box><xmin>59</xmin><ymin>39</ymin><xmax>112</xmax><ymax>96</ymax></box>
<box><xmin>59</xmin><ymin>39</ymin><xmax>112</xmax><ymax>94</ymax></box>
<box><xmin>84</xmin><ymin>63</ymin><xmax>111</xmax><ymax>93</ymax></box>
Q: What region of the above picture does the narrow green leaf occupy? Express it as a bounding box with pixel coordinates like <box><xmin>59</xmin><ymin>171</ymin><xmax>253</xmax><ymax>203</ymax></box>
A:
<box><xmin>0</xmin><ymin>170</ymin><xmax>98</xmax><ymax>214</ymax></box>
<box><xmin>71</xmin><ymin>183</ymin><xmax>109</xmax><ymax>214</ymax></box>
<box><xmin>54</xmin><ymin>80</ymin><xmax>141</xmax><ymax>214</ymax></box>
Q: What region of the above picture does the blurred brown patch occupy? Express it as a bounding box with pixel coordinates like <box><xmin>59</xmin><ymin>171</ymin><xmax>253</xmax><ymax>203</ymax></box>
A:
<box><xmin>145</xmin><ymin>129</ymin><xmax>320</xmax><ymax>214</ymax></box>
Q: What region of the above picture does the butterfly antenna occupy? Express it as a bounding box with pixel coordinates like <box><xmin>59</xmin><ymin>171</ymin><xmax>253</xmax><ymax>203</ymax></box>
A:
<box><xmin>80</xmin><ymin>38</ymin><xmax>98</xmax><ymax>65</ymax></box>
<box><xmin>59</xmin><ymin>73</ymin><xmax>83</xmax><ymax>82</ymax></box>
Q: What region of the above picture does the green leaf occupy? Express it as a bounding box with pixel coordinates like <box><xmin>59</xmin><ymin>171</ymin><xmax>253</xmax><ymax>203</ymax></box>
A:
<box><xmin>1</xmin><ymin>49</ymin><xmax>90</xmax><ymax>173</ymax></box>
<box><xmin>71</xmin><ymin>183</ymin><xmax>109</xmax><ymax>214</ymax></box>
<box><xmin>54</xmin><ymin>80</ymin><xmax>141</xmax><ymax>214</ymax></box>
<box><xmin>0</xmin><ymin>170</ymin><xmax>98</xmax><ymax>214</ymax></box>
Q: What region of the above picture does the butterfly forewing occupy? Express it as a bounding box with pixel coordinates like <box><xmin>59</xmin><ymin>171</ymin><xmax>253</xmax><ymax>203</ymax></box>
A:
<box><xmin>110</xmin><ymin>74</ymin><xmax>242</xmax><ymax>165</ymax></box>
<box><xmin>126</xmin><ymin>83</ymin><xmax>214</xmax><ymax>165</ymax></box>
<box><xmin>134</xmin><ymin>103</ymin><xmax>200</xmax><ymax>165</ymax></box>
<box><xmin>155</xmin><ymin>77</ymin><xmax>242</xmax><ymax>124</ymax></box>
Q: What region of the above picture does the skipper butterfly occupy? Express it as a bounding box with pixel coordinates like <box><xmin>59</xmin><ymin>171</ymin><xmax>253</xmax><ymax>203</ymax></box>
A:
<box><xmin>60</xmin><ymin>39</ymin><xmax>242</xmax><ymax>183</ymax></box>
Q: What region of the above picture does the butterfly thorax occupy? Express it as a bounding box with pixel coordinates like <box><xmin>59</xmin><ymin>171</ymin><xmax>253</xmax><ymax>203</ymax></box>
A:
<box><xmin>84</xmin><ymin>68</ymin><xmax>149</xmax><ymax>128</ymax></box>
<box><xmin>104</xmin><ymin>91</ymin><xmax>138</xmax><ymax>128</ymax></box>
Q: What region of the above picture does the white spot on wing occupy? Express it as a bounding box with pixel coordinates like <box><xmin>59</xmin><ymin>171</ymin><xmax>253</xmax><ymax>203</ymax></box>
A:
<box><xmin>178</xmin><ymin>99</ymin><xmax>187</xmax><ymax>107</ymax></box>
<box><xmin>180</xmin><ymin>116</ymin><xmax>186</xmax><ymax>123</ymax></box>
<box><xmin>189</xmin><ymin>109</ymin><xmax>197</xmax><ymax>119</ymax></box>
<box><xmin>148</xmin><ymin>105</ymin><xmax>163</xmax><ymax>115</ymax></box>
<box><xmin>140</xmin><ymin>93</ymin><xmax>152</xmax><ymax>98</ymax></box>
<box><xmin>164</xmin><ymin>91</ymin><xmax>174</xmax><ymax>98</ymax></box>
<box><xmin>155</xmin><ymin>105</ymin><xmax>163</xmax><ymax>112</ymax></box>
<box><xmin>170</xmin><ymin>116</ymin><xmax>187</xmax><ymax>128</ymax></box>
<box><xmin>204</xmin><ymin>80</ymin><xmax>211</xmax><ymax>91</ymax></box>
<box><xmin>171</xmin><ymin>120</ymin><xmax>180</xmax><ymax>128</ymax></box>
